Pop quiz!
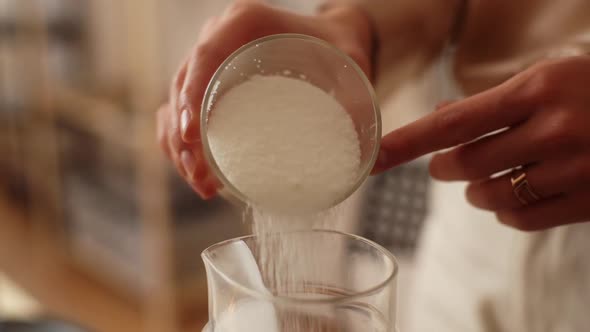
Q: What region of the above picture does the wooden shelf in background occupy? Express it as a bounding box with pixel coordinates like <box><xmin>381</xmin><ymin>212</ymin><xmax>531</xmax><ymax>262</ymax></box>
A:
<box><xmin>0</xmin><ymin>196</ymin><xmax>143</xmax><ymax>332</ymax></box>
<box><xmin>0</xmin><ymin>195</ymin><xmax>209</xmax><ymax>332</ymax></box>
<box><xmin>50</xmin><ymin>84</ymin><xmax>133</xmax><ymax>151</ymax></box>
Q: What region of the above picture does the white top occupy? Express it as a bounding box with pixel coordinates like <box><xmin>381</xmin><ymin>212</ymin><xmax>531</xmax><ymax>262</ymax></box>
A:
<box><xmin>402</xmin><ymin>50</ymin><xmax>590</xmax><ymax>332</ymax></box>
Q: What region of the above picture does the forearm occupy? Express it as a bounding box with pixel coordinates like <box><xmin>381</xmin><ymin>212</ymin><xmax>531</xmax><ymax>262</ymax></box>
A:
<box><xmin>321</xmin><ymin>0</ymin><xmax>462</xmax><ymax>96</ymax></box>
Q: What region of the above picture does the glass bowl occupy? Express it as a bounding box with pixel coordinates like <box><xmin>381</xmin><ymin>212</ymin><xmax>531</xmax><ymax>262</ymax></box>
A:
<box><xmin>201</xmin><ymin>34</ymin><xmax>381</xmax><ymax>211</ymax></box>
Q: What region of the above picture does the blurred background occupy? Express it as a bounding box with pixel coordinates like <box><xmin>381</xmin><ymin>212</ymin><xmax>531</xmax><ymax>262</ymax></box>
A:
<box><xmin>0</xmin><ymin>0</ymin><xmax>433</xmax><ymax>331</ymax></box>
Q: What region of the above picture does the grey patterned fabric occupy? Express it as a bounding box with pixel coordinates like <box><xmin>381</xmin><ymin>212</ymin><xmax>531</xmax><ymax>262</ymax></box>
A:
<box><xmin>360</xmin><ymin>162</ymin><xmax>430</xmax><ymax>256</ymax></box>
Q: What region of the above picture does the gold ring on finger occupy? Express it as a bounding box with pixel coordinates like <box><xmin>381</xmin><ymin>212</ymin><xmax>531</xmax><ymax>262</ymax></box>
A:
<box><xmin>510</xmin><ymin>167</ymin><xmax>542</xmax><ymax>206</ymax></box>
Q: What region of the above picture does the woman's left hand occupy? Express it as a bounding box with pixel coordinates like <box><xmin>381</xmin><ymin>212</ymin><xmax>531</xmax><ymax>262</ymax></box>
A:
<box><xmin>375</xmin><ymin>56</ymin><xmax>590</xmax><ymax>231</ymax></box>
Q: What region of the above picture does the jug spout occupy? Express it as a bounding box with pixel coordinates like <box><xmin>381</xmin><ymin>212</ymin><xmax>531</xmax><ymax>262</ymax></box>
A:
<box><xmin>202</xmin><ymin>236</ymin><xmax>279</xmax><ymax>332</ymax></box>
<box><xmin>202</xmin><ymin>236</ymin><xmax>269</xmax><ymax>296</ymax></box>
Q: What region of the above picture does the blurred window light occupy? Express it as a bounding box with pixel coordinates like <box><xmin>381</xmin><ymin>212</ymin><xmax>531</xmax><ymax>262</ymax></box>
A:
<box><xmin>0</xmin><ymin>273</ymin><xmax>43</xmax><ymax>320</ymax></box>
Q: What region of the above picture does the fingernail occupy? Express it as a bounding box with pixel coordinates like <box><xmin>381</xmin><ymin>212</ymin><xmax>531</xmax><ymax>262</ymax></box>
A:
<box><xmin>180</xmin><ymin>108</ymin><xmax>192</xmax><ymax>140</ymax></box>
<box><xmin>180</xmin><ymin>150</ymin><xmax>196</xmax><ymax>180</ymax></box>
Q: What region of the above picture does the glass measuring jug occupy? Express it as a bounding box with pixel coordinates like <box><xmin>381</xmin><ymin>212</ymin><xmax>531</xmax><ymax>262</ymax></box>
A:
<box><xmin>201</xmin><ymin>230</ymin><xmax>398</xmax><ymax>332</ymax></box>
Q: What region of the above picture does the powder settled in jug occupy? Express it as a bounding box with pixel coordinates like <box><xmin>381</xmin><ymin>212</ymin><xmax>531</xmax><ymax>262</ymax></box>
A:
<box><xmin>212</xmin><ymin>297</ymin><xmax>388</xmax><ymax>332</ymax></box>
<box><xmin>207</xmin><ymin>75</ymin><xmax>361</xmax><ymax>214</ymax></box>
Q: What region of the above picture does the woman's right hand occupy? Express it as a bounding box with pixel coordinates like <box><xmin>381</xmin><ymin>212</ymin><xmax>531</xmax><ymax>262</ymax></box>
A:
<box><xmin>156</xmin><ymin>1</ymin><xmax>374</xmax><ymax>199</ymax></box>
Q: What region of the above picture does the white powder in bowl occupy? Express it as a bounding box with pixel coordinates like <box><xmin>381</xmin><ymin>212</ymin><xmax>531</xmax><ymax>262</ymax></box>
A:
<box><xmin>207</xmin><ymin>75</ymin><xmax>360</xmax><ymax>214</ymax></box>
